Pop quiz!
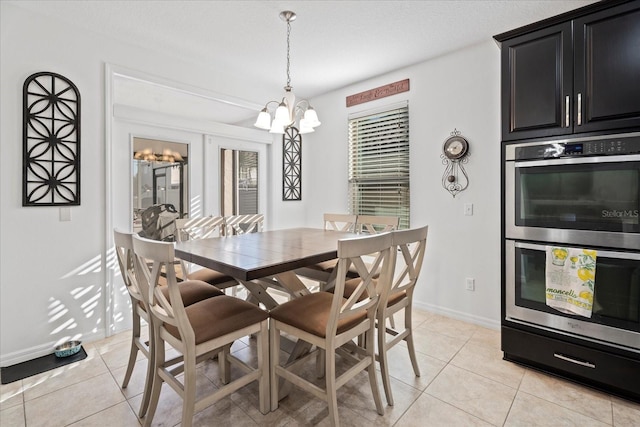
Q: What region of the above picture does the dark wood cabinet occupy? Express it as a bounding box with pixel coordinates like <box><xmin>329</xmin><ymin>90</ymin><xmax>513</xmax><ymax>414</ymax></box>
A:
<box><xmin>498</xmin><ymin>0</ymin><xmax>640</xmax><ymax>141</ymax></box>
<box><xmin>497</xmin><ymin>0</ymin><xmax>640</xmax><ymax>403</ymax></box>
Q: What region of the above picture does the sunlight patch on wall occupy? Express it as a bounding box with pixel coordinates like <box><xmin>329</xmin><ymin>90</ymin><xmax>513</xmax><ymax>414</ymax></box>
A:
<box><xmin>71</xmin><ymin>285</ymin><xmax>95</xmax><ymax>300</ymax></box>
<box><xmin>61</xmin><ymin>253</ymin><xmax>102</xmax><ymax>278</ymax></box>
<box><xmin>51</xmin><ymin>318</ymin><xmax>77</xmax><ymax>335</ymax></box>
<box><xmin>190</xmin><ymin>194</ymin><xmax>202</xmax><ymax>218</ymax></box>
<box><xmin>81</xmin><ymin>293</ymin><xmax>101</xmax><ymax>317</ymax></box>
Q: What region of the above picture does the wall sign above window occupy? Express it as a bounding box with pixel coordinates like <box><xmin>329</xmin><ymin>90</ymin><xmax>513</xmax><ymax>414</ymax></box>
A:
<box><xmin>23</xmin><ymin>71</ymin><xmax>81</xmax><ymax>206</ymax></box>
<box><xmin>346</xmin><ymin>79</ymin><xmax>410</xmax><ymax>107</ymax></box>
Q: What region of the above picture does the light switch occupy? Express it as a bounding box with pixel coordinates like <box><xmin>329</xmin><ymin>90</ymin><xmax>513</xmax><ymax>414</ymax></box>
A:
<box><xmin>464</xmin><ymin>203</ymin><xmax>473</xmax><ymax>216</ymax></box>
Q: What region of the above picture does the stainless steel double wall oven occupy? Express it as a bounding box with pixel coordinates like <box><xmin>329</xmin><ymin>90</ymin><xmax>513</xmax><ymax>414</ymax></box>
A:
<box><xmin>502</xmin><ymin>132</ymin><xmax>640</xmax><ymax>400</ymax></box>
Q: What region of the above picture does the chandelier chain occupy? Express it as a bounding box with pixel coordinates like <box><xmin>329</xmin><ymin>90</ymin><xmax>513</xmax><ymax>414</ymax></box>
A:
<box><xmin>286</xmin><ymin>19</ymin><xmax>291</xmax><ymax>89</ymax></box>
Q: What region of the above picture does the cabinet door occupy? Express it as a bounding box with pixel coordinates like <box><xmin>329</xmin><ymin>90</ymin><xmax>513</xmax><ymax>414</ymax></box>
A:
<box><xmin>501</xmin><ymin>23</ymin><xmax>573</xmax><ymax>141</ymax></box>
<box><xmin>574</xmin><ymin>1</ymin><xmax>640</xmax><ymax>133</ymax></box>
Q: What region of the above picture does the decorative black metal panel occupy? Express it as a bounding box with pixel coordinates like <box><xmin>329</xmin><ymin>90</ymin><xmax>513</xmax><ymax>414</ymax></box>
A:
<box><xmin>23</xmin><ymin>72</ymin><xmax>81</xmax><ymax>206</ymax></box>
<box><xmin>282</xmin><ymin>126</ymin><xmax>302</xmax><ymax>201</ymax></box>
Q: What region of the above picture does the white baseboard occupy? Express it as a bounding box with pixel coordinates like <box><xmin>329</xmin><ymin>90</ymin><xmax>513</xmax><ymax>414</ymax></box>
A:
<box><xmin>413</xmin><ymin>301</ymin><xmax>501</xmax><ymax>331</ymax></box>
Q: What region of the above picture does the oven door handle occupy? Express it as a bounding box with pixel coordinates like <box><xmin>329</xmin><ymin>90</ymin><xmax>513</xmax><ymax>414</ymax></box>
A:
<box><xmin>554</xmin><ymin>353</ymin><xmax>595</xmax><ymax>369</ymax></box>
<box><xmin>514</xmin><ymin>154</ymin><xmax>640</xmax><ymax>168</ymax></box>
<box><xmin>513</xmin><ymin>241</ymin><xmax>640</xmax><ymax>261</ymax></box>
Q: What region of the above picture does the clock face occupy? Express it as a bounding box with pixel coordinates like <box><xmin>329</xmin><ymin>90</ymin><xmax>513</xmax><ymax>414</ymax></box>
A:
<box><xmin>443</xmin><ymin>136</ymin><xmax>468</xmax><ymax>160</ymax></box>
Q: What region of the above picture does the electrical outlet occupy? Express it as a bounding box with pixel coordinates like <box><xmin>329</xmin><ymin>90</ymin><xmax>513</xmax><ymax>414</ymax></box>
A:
<box><xmin>464</xmin><ymin>203</ymin><xmax>473</xmax><ymax>216</ymax></box>
<box><xmin>465</xmin><ymin>277</ymin><xmax>475</xmax><ymax>291</ymax></box>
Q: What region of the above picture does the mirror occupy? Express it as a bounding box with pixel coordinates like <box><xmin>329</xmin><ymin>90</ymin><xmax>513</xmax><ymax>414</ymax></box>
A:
<box><xmin>132</xmin><ymin>137</ymin><xmax>189</xmax><ymax>237</ymax></box>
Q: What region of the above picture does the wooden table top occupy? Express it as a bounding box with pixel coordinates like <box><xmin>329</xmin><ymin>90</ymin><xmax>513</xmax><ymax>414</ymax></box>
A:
<box><xmin>174</xmin><ymin>227</ymin><xmax>359</xmax><ymax>281</ymax></box>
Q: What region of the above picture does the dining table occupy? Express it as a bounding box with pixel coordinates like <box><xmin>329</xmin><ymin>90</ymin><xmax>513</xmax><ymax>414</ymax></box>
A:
<box><xmin>174</xmin><ymin>227</ymin><xmax>357</xmax><ymax>307</ymax></box>
<box><xmin>174</xmin><ymin>227</ymin><xmax>360</xmax><ymax>400</ymax></box>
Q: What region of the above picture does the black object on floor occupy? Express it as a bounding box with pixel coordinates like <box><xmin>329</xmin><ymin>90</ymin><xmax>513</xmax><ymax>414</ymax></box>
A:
<box><xmin>0</xmin><ymin>346</ymin><xmax>87</xmax><ymax>384</ymax></box>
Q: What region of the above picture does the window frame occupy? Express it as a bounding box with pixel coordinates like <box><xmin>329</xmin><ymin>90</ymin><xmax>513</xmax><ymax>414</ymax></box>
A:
<box><xmin>348</xmin><ymin>101</ymin><xmax>410</xmax><ymax>229</ymax></box>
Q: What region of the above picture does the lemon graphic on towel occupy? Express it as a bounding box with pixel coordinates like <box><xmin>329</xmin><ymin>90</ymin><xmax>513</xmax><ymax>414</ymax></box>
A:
<box><xmin>577</xmin><ymin>268</ymin><xmax>594</xmax><ymax>282</ymax></box>
<box><xmin>583</xmin><ymin>249</ymin><xmax>597</xmax><ymax>258</ymax></box>
<box><xmin>579</xmin><ymin>290</ymin><xmax>594</xmax><ymax>304</ymax></box>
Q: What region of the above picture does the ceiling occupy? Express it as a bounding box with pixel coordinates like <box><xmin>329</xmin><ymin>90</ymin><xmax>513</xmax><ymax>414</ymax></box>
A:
<box><xmin>9</xmin><ymin>0</ymin><xmax>598</xmax><ymax>125</ymax></box>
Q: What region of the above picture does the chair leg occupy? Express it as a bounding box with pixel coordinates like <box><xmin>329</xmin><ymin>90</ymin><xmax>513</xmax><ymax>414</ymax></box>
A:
<box><xmin>142</xmin><ymin>328</ymin><xmax>164</xmax><ymax>427</ymax></box>
<box><xmin>377</xmin><ymin>316</ymin><xmax>394</xmax><ymax>406</ymax></box>
<box><xmin>325</xmin><ymin>346</ymin><xmax>340</xmax><ymax>427</ymax></box>
<box><xmin>138</xmin><ymin>329</ymin><xmax>155</xmax><ymax>418</ymax></box>
<box><xmin>405</xmin><ymin>308</ymin><xmax>421</xmax><ymax>377</ymax></box>
<box><xmin>388</xmin><ymin>314</ymin><xmax>396</xmax><ymax>329</ymax></box>
<box><xmin>219</xmin><ymin>345</ymin><xmax>230</xmax><ymax>385</ymax></box>
<box><xmin>316</xmin><ymin>348</ymin><xmax>325</xmax><ymax>379</ymax></box>
<box><xmin>366</xmin><ymin>319</ymin><xmax>384</xmax><ymax>416</ymax></box>
<box><xmin>182</xmin><ymin>352</ymin><xmax>197</xmax><ymax>427</ymax></box>
<box><xmin>258</xmin><ymin>320</ymin><xmax>270</xmax><ymax>415</ymax></box>
<box><xmin>121</xmin><ymin>339</ymin><xmax>138</xmax><ymax>389</ymax></box>
<box><xmin>269</xmin><ymin>321</ymin><xmax>281</xmax><ymax>411</ymax></box>
<box><xmin>122</xmin><ymin>314</ymin><xmax>141</xmax><ymax>388</ymax></box>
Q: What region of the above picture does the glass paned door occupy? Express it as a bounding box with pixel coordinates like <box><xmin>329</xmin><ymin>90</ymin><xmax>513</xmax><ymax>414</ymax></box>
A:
<box><xmin>221</xmin><ymin>149</ymin><xmax>258</xmax><ymax>216</ymax></box>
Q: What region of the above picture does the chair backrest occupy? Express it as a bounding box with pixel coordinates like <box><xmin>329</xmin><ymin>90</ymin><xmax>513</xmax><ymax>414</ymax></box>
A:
<box><xmin>175</xmin><ymin>216</ymin><xmax>225</xmax><ymax>242</ymax></box>
<box><xmin>323</xmin><ymin>213</ymin><xmax>357</xmax><ymax>232</ymax></box>
<box><xmin>328</xmin><ymin>232</ymin><xmax>394</xmax><ymax>335</ymax></box>
<box><xmin>138</xmin><ymin>204</ymin><xmax>179</xmax><ymax>241</ymax></box>
<box><xmin>132</xmin><ymin>235</ymin><xmax>193</xmax><ymax>342</ymax></box>
<box><xmin>174</xmin><ymin>216</ymin><xmax>226</xmax><ymax>278</ymax></box>
<box><xmin>224</xmin><ymin>214</ymin><xmax>264</xmax><ymax>236</ymax></box>
<box><xmin>381</xmin><ymin>226</ymin><xmax>428</xmax><ymax>305</ymax></box>
<box><xmin>356</xmin><ymin>215</ymin><xmax>399</xmax><ymax>234</ymax></box>
<box><xmin>114</xmin><ymin>229</ymin><xmax>145</xmax><ymax>309</ymax></box>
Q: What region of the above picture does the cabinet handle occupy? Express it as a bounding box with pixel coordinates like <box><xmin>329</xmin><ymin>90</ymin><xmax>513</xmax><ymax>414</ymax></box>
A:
<box><xmin>577</xmin><ymin>93</ymin><xmax>582</xmax><ymax>126</ymax></box>
<box><xmin>565</xmin><ymin>96</ymin><xmax>570</xmax><ymax>127</ymax></box>
<box><xmin>554</xmin><ymin>352</ymin><xmax>595</xmax><ymax>368</ymax></box>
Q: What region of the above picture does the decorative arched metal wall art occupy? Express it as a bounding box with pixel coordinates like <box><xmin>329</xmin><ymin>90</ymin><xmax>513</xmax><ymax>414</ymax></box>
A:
<box><xmin>23</xmin><ymin>72</ymin><xmax>81</xmax><ymax>206</ymax></box>
<box><xmin>283</xmin><ymin>126</ymin><xmax>302</xmax><ymax>201</ymax></box>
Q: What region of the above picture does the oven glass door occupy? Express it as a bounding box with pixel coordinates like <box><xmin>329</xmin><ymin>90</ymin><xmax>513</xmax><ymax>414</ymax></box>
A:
<box><xmin>515</xmin><ymin>159</ymin><xmax>640</xmax><ymax>233</ymax></box>
<box><xmin>514</xmin><ymin>244</ymin><xmax>640</xmax><ymax>334</ymax></box>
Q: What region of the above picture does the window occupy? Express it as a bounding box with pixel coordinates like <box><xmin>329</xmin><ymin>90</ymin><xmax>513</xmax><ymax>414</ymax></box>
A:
<box><xmin>220</xmin><ymin>149</ymin><xmax>259</xmax><ymax>215</ymax></box>
<box><xmin>348</xmin><ymin>102</ymin><xmax>410</xmax><ymax>229</ymax></box>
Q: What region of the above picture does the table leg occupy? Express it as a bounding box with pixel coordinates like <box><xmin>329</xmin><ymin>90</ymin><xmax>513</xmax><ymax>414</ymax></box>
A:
<box><xmin>238</xmin><ymin>280</ymin><xmax>279</xmax><ymax>310</ymax></box>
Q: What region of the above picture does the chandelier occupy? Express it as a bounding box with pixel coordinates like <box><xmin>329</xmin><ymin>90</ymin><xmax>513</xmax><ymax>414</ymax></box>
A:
<box><xmin>133</xmin><ymin>148</ymin><xmax>184</xmax><ymax>163</ymax></box>
<box><xmin>254</xmin><ymin>11</ymin><xmax>321</xmax><ymax>134</ymax></box>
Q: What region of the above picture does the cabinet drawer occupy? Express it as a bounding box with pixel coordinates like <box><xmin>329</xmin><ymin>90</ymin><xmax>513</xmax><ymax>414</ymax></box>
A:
<box><xmin>502</xmin><ymin>326</ymin><xmax>640</xmax><ymax>402</ymax></box>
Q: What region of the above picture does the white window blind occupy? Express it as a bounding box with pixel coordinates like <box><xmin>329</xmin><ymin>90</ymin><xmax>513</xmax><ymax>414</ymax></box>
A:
<box><xmin>348</xmin><ymin>103</ymin><xmax>410</xmax><ymax>229</ymax></box>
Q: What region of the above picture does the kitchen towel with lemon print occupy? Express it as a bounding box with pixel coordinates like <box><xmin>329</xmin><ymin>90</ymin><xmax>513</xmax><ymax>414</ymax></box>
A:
<box><xmin>545</xmin><ymin>247</ymin><xmax>597</xmax><ymax>318</ymax></box>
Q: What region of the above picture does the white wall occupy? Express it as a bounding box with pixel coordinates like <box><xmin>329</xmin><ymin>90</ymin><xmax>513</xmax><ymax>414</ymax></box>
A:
<box><xmin>0</xmin><ymin>3</ymin><xmax>283</xmax><ymax>365</ymax></box>
<box><xmin>304</xmin><ymin>40</ymin><xmax>502</xmax><ymax>327</ymax></box>
<box><xmin>1</xmin><ymin>3</ymin><xmax>502</xmax><ymax>365</ymax></box>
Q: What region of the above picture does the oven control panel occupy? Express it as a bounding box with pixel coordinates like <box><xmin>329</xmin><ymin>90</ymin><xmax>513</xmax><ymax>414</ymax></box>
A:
<box><xmin>513</xmin><ymin>134</ymin><xmax>640</xmax><ymax>160</ymax></box>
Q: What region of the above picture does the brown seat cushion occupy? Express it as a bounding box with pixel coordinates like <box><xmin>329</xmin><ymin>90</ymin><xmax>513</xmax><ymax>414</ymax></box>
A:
<box><xmin>161</xmin><ymin>280</ymin><xmax>224</xmax><ymax>307</ymax></box>
<box><xmin>188</xmin><ymin>267</ymin><xmax>237</xmax><ymax>287</ymax></box>
<box><xmin>270</xmin><ymin>292</ymin><xmax>367</xmax><ymax>338</ymax></box>
<box><xmin>306</xmin><ymin>259</ymin><xmax>363</xmax><ymax>279</ymax></box>
<box><xmin>338</xmin><ymin>279</ymin><xmax>407</xmax><ymax>307</ymax></box>
<box><xmin>165</xmin><ymin>295</ymin><xmax>268</xmax><ymax>345</ymax></box>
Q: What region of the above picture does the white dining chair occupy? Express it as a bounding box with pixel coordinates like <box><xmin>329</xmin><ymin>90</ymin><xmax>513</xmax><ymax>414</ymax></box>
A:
<box><xmin>113</xmin><ymin>229</ymin><xmax>223</xmax><ymax>418</ymax></box>
<box><xmin>131</xmin><ymin>234</ymin><xmax>270</xmax><ymax>427</ymax></box>
<box><xmin>269</xmin><ymin>232</ymin><xmax>394</xmax><ymax>426</ymax></box>
<box><xmin>377</xmin><ymin>225</ymin><xmax>428</xmax><ymax>405</ymax></box>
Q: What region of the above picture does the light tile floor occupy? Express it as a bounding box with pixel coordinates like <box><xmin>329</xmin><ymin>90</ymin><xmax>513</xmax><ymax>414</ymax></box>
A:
<box><xmin>1</xmin><ymin>309</ymin><xmax>639</xmax><ymax>426</ymax></box>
